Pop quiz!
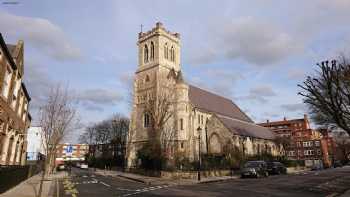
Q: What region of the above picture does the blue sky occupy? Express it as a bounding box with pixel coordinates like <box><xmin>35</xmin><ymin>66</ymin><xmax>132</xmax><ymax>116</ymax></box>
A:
<box><xmin>1</xmin><ymin>0</ymin><xmax>350</xmax><ymax>142</ymax></box>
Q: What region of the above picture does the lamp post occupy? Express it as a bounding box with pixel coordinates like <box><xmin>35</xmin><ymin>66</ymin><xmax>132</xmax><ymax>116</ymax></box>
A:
<box><xmin>197</xmin><ymin>126</ymin><xmax>202</xmax><ymax>181</ymax></box>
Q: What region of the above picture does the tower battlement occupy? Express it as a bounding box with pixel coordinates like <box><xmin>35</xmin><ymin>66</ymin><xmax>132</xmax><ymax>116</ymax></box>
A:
<box><xmin>138</xmin><ymin>22</ymin><xmax>180</xmax><ymax>42</ymax></box>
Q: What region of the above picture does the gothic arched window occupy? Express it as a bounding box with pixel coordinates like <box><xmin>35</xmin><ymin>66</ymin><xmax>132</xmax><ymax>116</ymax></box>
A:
<box><xmin>170</xmin><ymin>46</ymin><xmax>175</xmax><ymax>62</ymax></box>
<box><xmin>173</xmin><ymin>47</ymin><xmax>176</xmax><ymax>62</ymax></box>
<box><xmin>180</xmin><ymin>118</ymin><xmax>184</xmax><ymax>130</ymax></box>
<box><xmin>150</xmin><ymin>42</ymin><xmax>155</xmax><ymax>60</ymax></box>
<box><xmin>144</xmin><ymin>44</ymin><xmax>149</xmax><ymax>63</ymax></box>
<box><xmin>164</xmin><ymin>43</ymin><xmax>168</xmax><ymax>59</ymax></box>
<box><xmin>145</xmin><ymin>75</ymin><xmax>150</xmax><ymax>82</ymax></box>
<box><xmin>144</xmin><ymin>113</ymin><xmax>150</xmax><ymax>128</ymax></box>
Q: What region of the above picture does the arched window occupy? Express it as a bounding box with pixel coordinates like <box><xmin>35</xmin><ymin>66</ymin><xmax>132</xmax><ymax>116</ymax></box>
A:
<box><xmin>170</xmin><ymin>46</ymin><xmax>175</xmax><ymax>62</ymax></box>
<box><xmin>145</xmin><ymin>75</ymin><xmax>150</xmax><ymax>82</ymax></box>
<box><xmin>144</xmin><ymin>44</ymin><xmax>149</xmax><ymax>63</ymax></box>
<box><xmin>180</xmin><ymin>118</ymin><xmax>184</xmax><ymax>130</ymax></box>
<box><xmin>172</xmin><ymin>47</ymin><xmax>176</xmax><ymax>62</ymax></box>
<box><xmin>150</xmin><ymin>42</ymin><xmax>155</xmax><ymax>60</ymax></box>
<box><xmin>209</xmin><ymin>133</ymin><xmax>221</xmax><ymax>154</ymax></box>
<box><xmin>164</xmin><ymin>43</ymin><xmax>168</xmax><ymax>59</ymax></box>
<box><xmin>144</xmin><ymin>113</ymin><xmax>150</xmax><ymax>128</ymax></box>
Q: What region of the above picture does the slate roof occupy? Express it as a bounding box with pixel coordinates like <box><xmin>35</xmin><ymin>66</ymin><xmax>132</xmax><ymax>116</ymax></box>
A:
<box><xmin>6</xmin><ymin>44</ymin><xmax>16</xmax><ymax>57</ymax></box>
<box><xmin>189</xmin><ymin>85</ymin><xmax>253</xmax><ymax>123</ymax></box>
<box><xmin>0</xmin><ymin>34</ymin><xmax>17</xmax><ymax>70</ymax></box>
<box><xmin>217</xmin><ymin>114</ymin><xmax>275</xmax><ymax>140</ymax></box>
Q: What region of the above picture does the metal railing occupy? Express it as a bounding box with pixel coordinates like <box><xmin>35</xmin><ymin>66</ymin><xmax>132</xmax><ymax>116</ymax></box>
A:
<box><xmin>0</xmin><ymin>164</ymin><xmax>41</xmax><ymax>194</ymax></box>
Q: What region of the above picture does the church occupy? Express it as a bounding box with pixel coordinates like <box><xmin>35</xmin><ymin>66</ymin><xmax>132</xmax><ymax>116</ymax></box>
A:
<box><xmin>126</xmin><ymin>22</ymin><xmax>280</xmax><ymax>168</ymax></box>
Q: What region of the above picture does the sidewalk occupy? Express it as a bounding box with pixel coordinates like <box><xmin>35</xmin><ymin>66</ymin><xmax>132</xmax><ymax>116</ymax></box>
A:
<box><xmin>94</xmin><ymin>169</ymin><xmax>239</xmax><ymax>186</ymax></box>
<box><xmin>0</xmin><ymin>171</ymin><xmax>67</xmax><ymax>197</ymax></box>
<box><xmin>339</xmin><ymin>189</ymin><xmax>350</xmax><ymax>197</ymax></box>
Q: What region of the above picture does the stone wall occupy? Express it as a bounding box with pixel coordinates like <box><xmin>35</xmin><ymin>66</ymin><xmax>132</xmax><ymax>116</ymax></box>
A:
<box><xmin>161</xmin><ymin>170</ymin><xmax>231</xmax><ymax>179</ymax></box>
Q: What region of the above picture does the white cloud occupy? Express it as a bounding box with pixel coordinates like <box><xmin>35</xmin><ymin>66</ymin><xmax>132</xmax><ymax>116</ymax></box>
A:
<box><xmin>77</xmin><ymin>88</ymin><xmax>123</xmax><ymax>111</ymax></box>
<box><xmin>287</xmin><ymin>69</ymin><xmax>307</xmax><ymax>80</ymax></box>
<box><xmin>0</xmin><ymin>11</ymin><xmax>81</xmax><ymax>61</ymax></box>
<box><xmin>238</xmin><ymin>85</ymin><xmax>277</xmax><ymax>103</ymax></box>
<box><xmin>221</xmin><ymin>17</ymin><xmax>303</xmax><ymax>65</ymax></box>
<box><xmin>280</xmin><ymin>103</ymin><xmax>306</xmax><ymax>112</ymax></box>
<box><xmin>77</xmin><ymin>88</ymin><xmax>122</xmax><ymax>105</ymax></box>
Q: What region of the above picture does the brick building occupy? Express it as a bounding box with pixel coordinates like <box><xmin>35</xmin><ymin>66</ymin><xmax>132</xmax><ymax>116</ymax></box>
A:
<box><xmin>258</xmin><ymin>115</ymin><xmax>335</xmax><ymax>168</ymax></box>
<box><xmin>55</xmin><ymin>143</ymin><xmax>89</xmax><ymax>165</ymax></box>
<box><xmin>0</xmin><ymin>34</ymin><xmax>31</xmax><ymax>166</ymax></box>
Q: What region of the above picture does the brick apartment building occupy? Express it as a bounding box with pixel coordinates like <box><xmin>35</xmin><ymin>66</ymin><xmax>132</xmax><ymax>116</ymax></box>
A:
<box><xmin>55</xmin><ymin>143</ymin><xmax>89</xmax><ymax>165</ymax></box>
<box><xmin>258</xmin><ymin>115</ymin><xmax>335</xmax><ymax>168</ymax></box>
<box><xmin>0</xmin><ymin>34</ymin><xmax>31</xmax><ymax>166</ymax></box>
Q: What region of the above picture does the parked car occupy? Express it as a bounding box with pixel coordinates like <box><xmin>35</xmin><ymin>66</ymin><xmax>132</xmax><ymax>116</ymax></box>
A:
<box><xmin>267</xmin><ymin>162</ymin><xmax>287</xmax><ymax>175</ymax></box>
<box><xmin>80</xmin><ymin>163</ymin><xmax>88</xmax><ymax>169</ymax></box>
<box><xmin>333</xmin><ymin>161</ymin><xmax>343</xmax><ymax>168</ymax></box>
<box><xmin>311</xmin><ymin>164</ymin><xmax>323</xmax><ymax>171</ymax></box>
<box><xmin>241</xmin><ymin>161</ymin><xmax>269</xmax><ymax>178</ymax></box>
<box><xmin>57</xmin><ymin>164</ymin><xmax>66</xmax><ymax>171</ymax></box>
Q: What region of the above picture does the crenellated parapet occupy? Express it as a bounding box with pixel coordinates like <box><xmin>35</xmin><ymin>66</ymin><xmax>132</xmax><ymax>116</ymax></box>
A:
<box><xmin>138</xmin><ymin>22</ymin><xmax>180</xmax><ymax>43</ymax></box>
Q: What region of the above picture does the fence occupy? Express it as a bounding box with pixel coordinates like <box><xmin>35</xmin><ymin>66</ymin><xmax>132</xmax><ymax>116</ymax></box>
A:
<box><xmin>0</xmin><ymin>164</ymin><xmax>41</xmax><ymax>194</ymax></box>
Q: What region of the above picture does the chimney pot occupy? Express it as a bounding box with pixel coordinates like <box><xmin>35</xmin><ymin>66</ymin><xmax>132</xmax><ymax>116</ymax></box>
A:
<box><xmin>304</xmin><ymin>114</ymin><xmax>308</xmax><ymax>120</ymax></box>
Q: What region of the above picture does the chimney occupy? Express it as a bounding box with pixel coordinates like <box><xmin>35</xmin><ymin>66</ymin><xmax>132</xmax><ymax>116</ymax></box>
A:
<box><xmin>267</xmin><ymin>119</ymin><xmax>269</xmax><ymax>123</ymax></box>
<box><xmin>304</xmin><ymin>114</ymin><xmax>308</xmax><ymax>120</ymax></box>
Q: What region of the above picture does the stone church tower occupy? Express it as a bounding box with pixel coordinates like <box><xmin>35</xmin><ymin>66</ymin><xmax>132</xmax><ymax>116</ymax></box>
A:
<box><xmin>126</xmin><ymin>22</ymin><xmax>187</xmax><ymax>167</ymax></box>
<box><xmin>126</xmin><ymin>23</ymin><xmax>280</xmax><ymax>169</ymax></box>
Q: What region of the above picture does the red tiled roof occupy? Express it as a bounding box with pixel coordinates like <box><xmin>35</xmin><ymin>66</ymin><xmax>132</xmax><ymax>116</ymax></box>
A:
<box><xmin>189</xmin><ymin>85</ymin><xmax>253</xmax><ymax>123</ymax></box>
<box><xmin>217</xmin><ymin>115</ymin><xmax>275</xmax><ymax>140</ymax></box>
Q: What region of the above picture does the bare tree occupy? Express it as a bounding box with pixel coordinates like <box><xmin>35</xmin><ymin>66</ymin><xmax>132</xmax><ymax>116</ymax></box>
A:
<box><xmin>333</xmin><ymin>131</ymin><xmax>350</xmax><ymax>163</ymax></box>
<box><xmin>38</xmin><ymin>85</ymin><xmax>78</xmax><ymax>197</ymax></box>
<box><xmin>79</xmin><ymin>114</ymin><xmax>129</xmax><ymax>168</ymax></box>
<box><xmin>79</xmin><ymin>126</ymin><xmax>97</xmax><ymax>145</ymax></box>
<box><xmin>145</xmin><ymin>82</ymin><xmax>176</xmax><ymax>153</ymax></box>
<box><xmin>298</xmin><ymin>58</ymin><xmax>350</xmax><ymax>136</ymax></box>
<box><xmin>160</xmin><ymin>123</ymin><xmax>176</xmax><ymax>159</ymax></box>
<box><xmin>144</xmin><ymin>86</ymin><xmax>175</xmax><ymax>140</ymax></box>
<box><xmin>136</xmin><ymin>76</ymin><xmax>177</xmax><ymax>169</ymax></box>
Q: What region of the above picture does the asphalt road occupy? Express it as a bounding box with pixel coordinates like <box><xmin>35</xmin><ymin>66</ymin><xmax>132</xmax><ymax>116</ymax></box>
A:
<box><xmin>56</xmin><ymin>166</ymin><xmax>350</xmax><ymax>197</ymax></box>
<box><xmin>56</xmin><ymin>167</ymin><xmax>169</xmax><ymax>197</ymax></box>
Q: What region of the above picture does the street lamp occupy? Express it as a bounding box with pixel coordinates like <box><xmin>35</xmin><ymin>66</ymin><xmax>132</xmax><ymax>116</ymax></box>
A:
<box><xmin>197</xmin><ymin>126</ymin><xmax>202</xmax><ymax>181</ymax></box>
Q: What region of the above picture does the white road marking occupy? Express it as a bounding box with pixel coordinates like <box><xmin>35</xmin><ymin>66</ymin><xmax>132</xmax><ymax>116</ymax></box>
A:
<box><xmin>121</xmin><ymin>185</ymin><xmax>169</xmax><ymax>197</ymax></box>
<box><xmin>100</xmin><ymin>181</ymin><xmax>111</xmax><ymax>187</ymax></box>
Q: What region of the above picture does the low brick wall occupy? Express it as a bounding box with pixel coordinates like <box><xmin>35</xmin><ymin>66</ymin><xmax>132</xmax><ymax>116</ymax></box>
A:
<box><xmin>287</xmin><ymin>166</ymin><xmax>310</xmax><ymax>174</ymax></box>
<box><xmin>161</xmin><ymin>170</ymin><xmax>231</xmax><ymax>179</ymax></box>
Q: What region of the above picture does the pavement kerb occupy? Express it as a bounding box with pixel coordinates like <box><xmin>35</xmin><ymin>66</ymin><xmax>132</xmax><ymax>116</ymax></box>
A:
<box><xmin>338</xmin><ymin>189</ymin><xmax>350</xmax><ymax>197</ymax></box>
<box><xmin>114</xmin><ymin>173</ymin><xmax>239</xmax><ymax>186</ymax></box>
<box><xmin>94</xmin><ymin>169</ymin><xmax>240</xmax><ymax>186</ymax></box>
<box><xmin>116</xmin><ymin>174</ymin><xmax>148</xmax><ymax>184</ymax></box>
<box><xmin>198</xmin><ymin>176</ymin><xmax>240</xmax><ymax>184</ymax></box>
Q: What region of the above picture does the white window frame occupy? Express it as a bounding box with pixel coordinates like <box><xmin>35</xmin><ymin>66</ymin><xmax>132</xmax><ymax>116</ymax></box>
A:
<box><xmin>303</xmin><ymin>142</ymin><xmax>308</xmax><ymax>147</ymax></box>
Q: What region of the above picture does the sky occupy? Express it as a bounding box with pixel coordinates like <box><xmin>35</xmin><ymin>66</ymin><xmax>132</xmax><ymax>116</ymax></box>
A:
<box><xmin>1</xmin><ymin>0</ymin><xmax>350</xmax><ymax>142</ymax></box>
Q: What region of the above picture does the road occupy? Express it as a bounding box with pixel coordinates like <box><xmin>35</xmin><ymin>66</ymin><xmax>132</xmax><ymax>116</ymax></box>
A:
<box><xmin>56</xmin><ymin>166</ymin><xmax>350</xmax><ymax>197</ymax></box>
